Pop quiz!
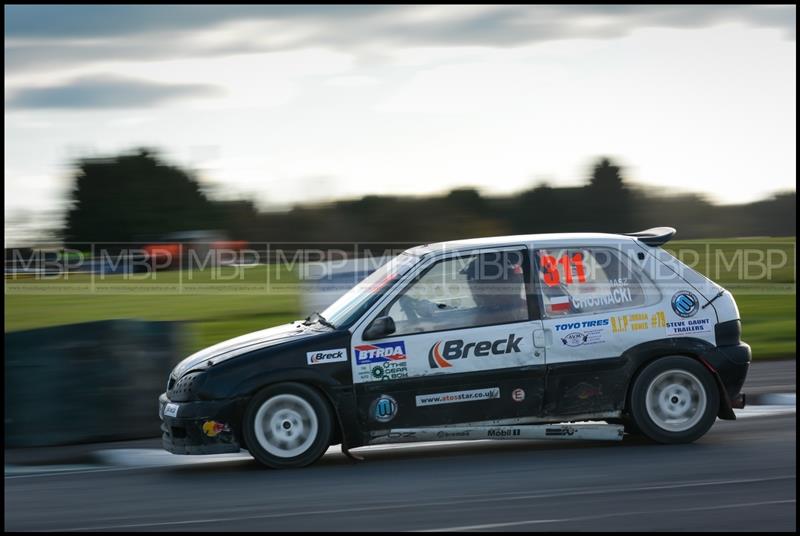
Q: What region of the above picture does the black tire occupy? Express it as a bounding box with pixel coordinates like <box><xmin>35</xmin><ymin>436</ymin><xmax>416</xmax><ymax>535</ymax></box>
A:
<box><xmin>629</xmin><ymin>356</ymin><xmax>719</xmax><ymax>444</ymax></box>
<box><xmin>622</xmin><ymin>417</ymin><xmax>644</xmax><ymax>436</ymax></box>
<box><xmin>243</xmin><ymin>382</ymin><xmax>333</xmax><ymax>469</ymax></box>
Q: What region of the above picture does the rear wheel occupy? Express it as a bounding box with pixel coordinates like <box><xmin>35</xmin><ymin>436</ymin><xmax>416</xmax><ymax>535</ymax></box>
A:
<box><xmin>243</xmin><ymin>383</ymin><xmax>333</xmax><ymax>468</ymax></box>
<box><xmin>629</xmin><ymin>356</ymin><xmax>719</xmax><ymax>444</ymax></box>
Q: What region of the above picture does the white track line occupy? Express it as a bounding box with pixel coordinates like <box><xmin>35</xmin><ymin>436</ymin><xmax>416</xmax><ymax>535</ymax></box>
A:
<box><xmin>749</xmin><ymin>393</ymin><xmax>796</xmax><ymax>405</ymax></box>
<box><xmin>5</xmin><ymin>464</ymin><xmax>181</xmax><ymax>480</ymax></box>
<box><xmin>4</xmin><ymin>464</ymin><xmax>100</xmax><ymax>476</ymax></box>
<box><xmin>94</xmin><ymin>448</ymin><xmax>253</xmax><ymax>467</ymax></box>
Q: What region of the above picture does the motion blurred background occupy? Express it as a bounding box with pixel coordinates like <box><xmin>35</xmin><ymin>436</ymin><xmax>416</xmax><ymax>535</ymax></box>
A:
<box><xmin>4</xmin><ymin>5</ymin><xmax>796</xmax><ymax>446</ymax></box>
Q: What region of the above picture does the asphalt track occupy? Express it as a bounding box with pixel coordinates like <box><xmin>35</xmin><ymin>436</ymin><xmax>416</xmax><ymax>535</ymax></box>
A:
<box><xmin>5</xmin><ymin>361</ymin><xmax>796</xmax><ymax>532</ymax></box>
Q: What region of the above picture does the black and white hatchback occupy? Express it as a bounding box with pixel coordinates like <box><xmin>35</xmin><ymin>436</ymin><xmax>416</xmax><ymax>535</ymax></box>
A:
<box><xmin>159</xmin><ymin>227</ymin><xmax>750</xmax><ymax>468</ymax></box>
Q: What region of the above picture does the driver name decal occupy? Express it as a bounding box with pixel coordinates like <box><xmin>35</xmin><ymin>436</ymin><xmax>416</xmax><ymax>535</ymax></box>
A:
<box><xmin>571</xmin><ymin>278</ymin><xmax>633</xmax><ymax>309</ymax></box>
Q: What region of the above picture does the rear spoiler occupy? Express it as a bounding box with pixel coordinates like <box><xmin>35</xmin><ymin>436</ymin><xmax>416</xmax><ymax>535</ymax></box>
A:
<box><xmin>623</xmin><ymin>227</ymin><xmax>676</xmax><ymax>247</ymax></box>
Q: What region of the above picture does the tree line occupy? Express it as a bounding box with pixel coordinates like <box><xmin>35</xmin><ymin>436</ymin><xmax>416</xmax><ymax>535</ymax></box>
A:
<box><xmin>62</xmin><ymin>149</ymin><xmax>796</xmax><ymax>247</ymax></box>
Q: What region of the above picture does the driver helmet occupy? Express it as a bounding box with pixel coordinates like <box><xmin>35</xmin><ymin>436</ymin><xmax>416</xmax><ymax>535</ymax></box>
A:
<box><xmin>461</xmin><ymin>255</ymin><xmax>524</xmax><ymax>309</ymax></box>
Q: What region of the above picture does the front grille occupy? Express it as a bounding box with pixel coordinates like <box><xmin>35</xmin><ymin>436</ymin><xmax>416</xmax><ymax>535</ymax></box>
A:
<box><xmin>168</xmin><ymin>372</ymin><xmax>203</xmax><ymax>402</ymax></box>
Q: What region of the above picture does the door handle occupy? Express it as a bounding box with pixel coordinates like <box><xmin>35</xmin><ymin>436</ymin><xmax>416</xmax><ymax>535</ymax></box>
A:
<box><xmin>533</xmin><ymin>329</ymin><xmax>552</xmax><ymax>348</ymax></box>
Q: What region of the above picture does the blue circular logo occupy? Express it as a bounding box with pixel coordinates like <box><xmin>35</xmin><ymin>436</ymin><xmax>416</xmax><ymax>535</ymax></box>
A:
<box><xmin>371</xmin><ymin>395</ymin><xmax>397</xmax><ymax>423</ymax></box>
<box><xmin>671</xmin><ymin>291</ymin><xmax>699</xmax><ymax>318</ymax></box>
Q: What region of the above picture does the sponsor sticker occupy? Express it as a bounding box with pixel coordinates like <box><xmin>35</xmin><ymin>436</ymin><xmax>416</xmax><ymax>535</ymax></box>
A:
<box><xmin>306</xmin><ymin>348</ymin><xmax>348</xmax><ymax>365</ymax></box>
<box><xmin>666</xmin><ymin>317</ymin><xmax>712</xmax><ymax>336</ymax></box>
<box><xmin>354</xmin><ymin>341</ymin><xmax>407</xmax><ymax>365</ymax></box>
<box><xmin>374</xmin><ymin>431</ymin><xmax>417</xmax><ymax>441</ymax></box>
<box><xmin>561</xmin><ymin>332</ymin><xmax>588</xmax><ymax>346</ymax></box>
<box><xmin>671</xmin><ymin>291</ymin><xmax>700</xmax><ymax>318</ymax></box>
<box><xmin>163</xmin><ymin>403</ymin><xmax>179</xmax><ymax>418</ymax></box>
<box><xmin>554</xmin><ymin>318</ymin><xmax>608</xmax><ymax>346</ymax></box>
<box><xmin>416</xmin><ymin>387</ymin><xmax>500</xmax><ymax>407</ymax></box>
<box><xmin>371</xmin><ymin>395</ymin><xmax>398</xmax><ymax>423</ymax></box>
<box><xmin>512</xmin><ymin>388</ymin><xmax>526</xmax><ymax>402</ymax></box>
<box><xmin>202</xmin><ymin>420</ymin><xmax>230</xmax><ymax>437</ymax></box>
<box><xmin>563</xmin><ymin>329</ymin><xmax>606</xmax><ymax>346</ymax></box>
<box><xmin>554</xmin><ymin>318</ymin><xmax>609</xmax><ymax>331</ymax></box>
<box><xmin>611</xmin><ymin>311</ymin><xmax>666</xmax><ymax>334</ymax></box>
<box><xmin>488</xmin><ymin>428</ymin><xmax>521</xmax><ymax>437</ymax></box>
<box><xmin>428</xmin><ymin>334</ymin><xmax>522</xmax><ymax>369</ymax></box>
<box><xmin>357</xmin><ymin>361</ymin><xmax>409</xmax><ymax>382</ymax></box>
<box><xmin>436</xmin><ymin>430</ymin><xmax>472</xmax><ymax>439</ymax></box>
<box><xmin>546</xmin><ymin>426</ymin><xmax>578</xmax><ymax>437</ymax></box>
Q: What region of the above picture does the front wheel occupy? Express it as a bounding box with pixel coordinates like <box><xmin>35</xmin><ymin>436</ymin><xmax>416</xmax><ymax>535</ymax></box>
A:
<box><xmin>629</xmin><ymin>356</ymin><xmax>719</xmax><ymax>444</ymax></box>
<box><xmin>243</xmin><ymin>383</ymin><xmax>333</xmax><ymax>468</ymax></box>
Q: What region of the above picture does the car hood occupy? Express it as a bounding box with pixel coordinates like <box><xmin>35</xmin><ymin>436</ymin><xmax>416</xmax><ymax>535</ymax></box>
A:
<box><xmin>172</xmin><ymin>321</ymin><xmax>321</xmax><ymax>378</ymax></box>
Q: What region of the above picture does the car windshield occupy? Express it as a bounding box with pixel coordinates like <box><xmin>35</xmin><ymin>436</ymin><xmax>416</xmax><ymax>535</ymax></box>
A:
<box><xmin>321</xmin><ymin>253</ymin><xmax>419</xmax><ymax>329</ymax></box>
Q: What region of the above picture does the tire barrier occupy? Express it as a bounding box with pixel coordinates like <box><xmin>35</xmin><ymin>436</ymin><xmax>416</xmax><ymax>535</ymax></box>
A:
<box><xmin>5</xmin><ymin>320</ymin><xmax>186</xmax><ymax>447</ymax></box>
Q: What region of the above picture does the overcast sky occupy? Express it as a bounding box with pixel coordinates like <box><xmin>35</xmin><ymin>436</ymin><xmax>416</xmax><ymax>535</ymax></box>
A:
<box><xmin>4</xmin><ymin>5</ymin><xmax>797</xmax><ymax>240</ymax></box>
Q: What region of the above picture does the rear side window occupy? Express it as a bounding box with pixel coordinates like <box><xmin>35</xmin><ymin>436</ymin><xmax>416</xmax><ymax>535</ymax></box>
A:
<box><xmin>534</xmin><ymin>246</ymin><xmax>659</xmax><ymax>318</ymax></box>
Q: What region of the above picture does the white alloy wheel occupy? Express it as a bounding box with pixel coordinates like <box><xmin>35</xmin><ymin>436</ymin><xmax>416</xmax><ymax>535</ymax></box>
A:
<box><xmin>645</xmin><ymin>369</ymin><xmax>707</xmax><ymax>433</ymax></box>
<box><xmin>253</xmin><ymin>394</ymin><xmax>319</xmax><ymax>458</ymax></box>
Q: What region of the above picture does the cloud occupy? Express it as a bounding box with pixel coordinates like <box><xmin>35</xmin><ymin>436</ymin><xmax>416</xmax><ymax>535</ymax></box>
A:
<box><xmin>5</xmin><ymin>75</ymin><xmax>222</xmax><ymax>109</ymax></box>
<box><xmin>3</xmin><ymin>5</ymin><xmax>388</xmax><ymax>39</ymax></box>
<box><xmin>4</xmin><ymin>5</ymin><xmax>795</xmax><ymax>74</ymax></box>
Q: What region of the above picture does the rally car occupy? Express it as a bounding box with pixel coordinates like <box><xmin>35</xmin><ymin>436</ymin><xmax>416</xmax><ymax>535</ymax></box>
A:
<box><xmin>159</xmin><ymin>227</ymin><xmax>750</xmax><ymax>468</ymax></box>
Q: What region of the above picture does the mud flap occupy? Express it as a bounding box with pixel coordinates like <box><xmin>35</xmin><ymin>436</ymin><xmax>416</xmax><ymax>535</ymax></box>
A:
<box><xmin>332</xmin><ymin>401</ymin><xmax>365</xmax><ymax>462</ymax></box>
<box><xmin>711</xmin><ymin>369</ymin><xmax>736</xmax><ymax>420</ymax></box>
<box><xmin>341</xmin><ymin>443</ymin><xmax>365</xmax><ymax>462</ymax></box>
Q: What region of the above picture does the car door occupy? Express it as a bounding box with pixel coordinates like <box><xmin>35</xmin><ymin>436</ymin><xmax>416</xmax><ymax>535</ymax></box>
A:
<box><xmin>350</xmin><ymin>246</ymin><xmax>547</xmax><ymax>431</ymax></box>
<box><xmin>532</xmin><ymin>242</ymin><xmax>664</xmax><ymax>417</ymax></box>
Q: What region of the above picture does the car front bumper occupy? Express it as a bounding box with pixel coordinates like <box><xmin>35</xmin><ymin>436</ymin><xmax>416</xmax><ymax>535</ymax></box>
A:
<box><xmin>158</xmin><ymin>393</ymin><xmax>244</xmax><ymax>455</ymax></box>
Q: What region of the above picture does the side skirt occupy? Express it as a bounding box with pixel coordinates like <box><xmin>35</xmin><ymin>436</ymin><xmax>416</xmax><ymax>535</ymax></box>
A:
<box><xmin>368</xmin><ymin>423</ymin><xmax>624</xmax><ymax>445</ymax></box>
<box><xmin>447</xmin><ymin>411</ymin><xmax>621</xmax><ymax>428</ymax></box>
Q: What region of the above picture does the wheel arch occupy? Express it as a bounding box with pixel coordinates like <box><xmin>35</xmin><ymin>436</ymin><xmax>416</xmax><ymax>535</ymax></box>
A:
<box><xmin>236</xmin><ymin>372</ymin><xmax>353</xmax><ymax>450</ymax></box>
<box><xmin>621</xmin><ymin>338</ymin><xmax>734</xmax><ymax>420</ymax></box>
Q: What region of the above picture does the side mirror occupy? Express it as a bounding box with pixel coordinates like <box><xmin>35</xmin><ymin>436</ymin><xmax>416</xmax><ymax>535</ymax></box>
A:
<box><xmin>363</xmin><ymin>316</ymin><xmax>396</xmax><ymax>340</ymax></box>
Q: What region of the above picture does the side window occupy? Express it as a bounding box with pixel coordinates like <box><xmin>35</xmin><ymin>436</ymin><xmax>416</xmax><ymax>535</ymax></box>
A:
<box><xmin>379</xmin><ymin>249</ymin><xmax>529</xmax><ymax>336</ymax></box>
<box><xmin>535</xmin><ymin>246</ymin><xmax>659</xmax><ymax>318</ymax></box>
